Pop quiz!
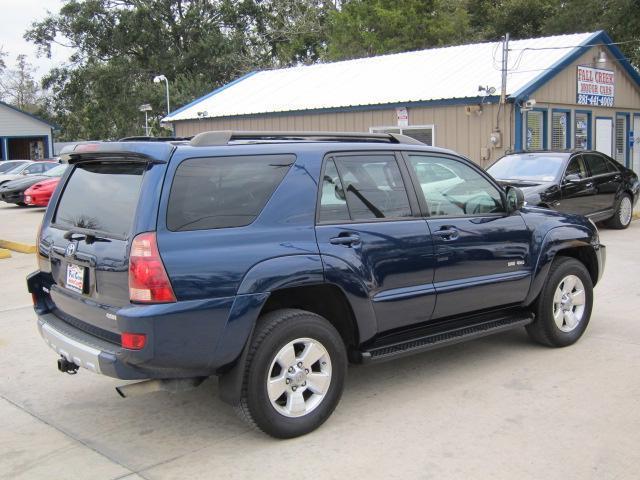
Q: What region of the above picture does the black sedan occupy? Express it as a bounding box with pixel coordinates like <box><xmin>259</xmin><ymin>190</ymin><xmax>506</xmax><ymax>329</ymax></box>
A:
<box><xmin>487</xmin><ymin>151</ymin><xmax>639</xmax><ymax>229</ymax></box>
<box><xmin>0</xmin><ymin>164</ymin><xmax>68</xmax><ymax>206</ymax></box>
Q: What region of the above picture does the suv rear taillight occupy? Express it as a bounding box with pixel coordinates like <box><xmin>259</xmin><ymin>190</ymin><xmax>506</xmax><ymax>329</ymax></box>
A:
<box><xmin>128</xmin><ymin>232</ymin><xmax>176</xmax><ymax>303</ymax></box>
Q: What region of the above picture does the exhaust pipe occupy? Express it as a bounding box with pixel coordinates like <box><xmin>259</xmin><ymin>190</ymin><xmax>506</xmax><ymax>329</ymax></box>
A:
<box><xmin>116</xmin><ymin>377</ymin><xmax>204</xmax><ymax>398</ymax></box>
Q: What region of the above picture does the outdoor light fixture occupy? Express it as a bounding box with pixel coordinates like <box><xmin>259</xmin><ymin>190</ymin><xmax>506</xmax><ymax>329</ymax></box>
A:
<box><xmin>596</xmin><ymin>50</ymin><xmax>607</xmax><ymax>64</ymax></box>
<box><xmin>153</xmin><ymin>74</ymin><xmax>171</xmax><ymax>114</ymax></box>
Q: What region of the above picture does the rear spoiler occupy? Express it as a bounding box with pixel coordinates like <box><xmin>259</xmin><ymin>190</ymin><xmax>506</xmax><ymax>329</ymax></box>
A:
<box><xmin>59</xmin><ymin>142</ymin><xmax>176</xmax><ymax>164</ymax></box>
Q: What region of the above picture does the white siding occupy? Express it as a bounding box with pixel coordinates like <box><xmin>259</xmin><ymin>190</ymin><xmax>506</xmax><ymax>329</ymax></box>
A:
<box><xmin>0</xmin><ymin>104</ymin><xmax>51</xmax><ymax>137</ymax></box>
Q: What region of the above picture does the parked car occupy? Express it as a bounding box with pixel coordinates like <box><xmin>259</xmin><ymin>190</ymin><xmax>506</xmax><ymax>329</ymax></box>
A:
<box><xmin>28</xmin><ymin>132</ymin><xmax>605</xmax><ymax>438</ymax></box>
<box><xmin>0</xmin><ymin>164</ymin><xmax>68</xmax><ymax>206</ymax></box>
<box><xmin>24</xmin><ymin>178</ymin><xmax>63</xmax><ymax>207</ymax></box>
<box><xmin>487</xmin><ymin>151</ymin><xmax>639</xmax><ymax>229</ymax></box>
<box><xmin>0</xmin><ymin>161</ymin><xmax>58</xmax><ymax>187</ymax></box>
<box><xmin>0</xmin><ymin>160</ymin><xmax>32</xmax><ymax>174</ymax></box>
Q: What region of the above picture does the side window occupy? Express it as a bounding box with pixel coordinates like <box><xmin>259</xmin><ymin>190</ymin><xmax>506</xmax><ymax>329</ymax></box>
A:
<box><xmin>167</xmin><ymin>154</ymin><xmax>294</xmax><ymax>231</ymax></box>
<box><xmin>407</xmin><ymin>155</ymin><xmax>504</xmax><ymax>216</ymax></box>
<box><xmin>606</xmin><ymin>158</ymin><xmax>620</xmax><ymax>173</ymax></box>
<box><xmin>333</xmin><ymin>154</ymin><xmax>412</xmax><ymax>221</ymax></box>
<box><xmin>319</xmin><ymin>159</ymin><xmax>349</xmax><ymax>223</ymax></box>
<box><xmin>583</xmin><ymin>153</ymin><xmax>610</xmax><ymax>176</ymax></box>
<box><xmin>25</xmin><ymin>164</ymin><xmax>43</xmax><ymax>174</ymax></box>
<box><xmin>42</xmin><ymin>162</ymin><xmax>57</xmax><ymax>172</ymax></box>
<box><xmin>565</xmin><ymin>156</ymin><xmax>588</xmax><ymax>179</ymax></box>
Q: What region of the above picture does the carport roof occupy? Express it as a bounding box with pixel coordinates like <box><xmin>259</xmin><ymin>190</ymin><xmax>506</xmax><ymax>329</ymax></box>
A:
<box><xmin>164</xmin><ymin>30</ymin><xmax>640</xmax><ymax>122</ymax></box>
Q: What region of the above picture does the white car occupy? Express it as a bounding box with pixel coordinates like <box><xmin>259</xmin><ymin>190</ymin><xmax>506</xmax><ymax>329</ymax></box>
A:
<box><xmin>0</xmin><ymin>161</ymin><xmax>56</xmax><ymax>186</ymax></box>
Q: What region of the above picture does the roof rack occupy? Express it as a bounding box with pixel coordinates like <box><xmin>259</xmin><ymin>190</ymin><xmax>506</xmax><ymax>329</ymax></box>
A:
<box><xmin>189</xmin><ymin>131</ymin><xmax>424</xmax><ymax>147</ymax></box>
<box><xmin>118</xmin><ymin>136</ymin><xmax>191</xmax><ymax>142</ymax></box>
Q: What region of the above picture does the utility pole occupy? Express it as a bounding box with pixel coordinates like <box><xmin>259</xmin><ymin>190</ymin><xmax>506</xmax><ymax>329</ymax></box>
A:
<box><xmin>500</xmin><ymin>33</ymin><xmax>509</xmax><ymax>106</ymax></box>
<box><xmin>495</xmin><ymin>33</ymin><xmax>509</xmax><ymax>131</ymax></box>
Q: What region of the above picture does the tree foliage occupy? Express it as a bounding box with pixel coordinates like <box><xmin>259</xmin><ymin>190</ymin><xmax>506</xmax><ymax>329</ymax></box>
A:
<box><xmin>0</xmin><ymin>54</ymin><xmax>41</xmax><ymax>113</ymax></box>
<box><xmin>26</xmin><ymin>0</ymin><xmax>334</xmax><ymax>140</ymax></box>
<box><xmin>325</xmin><ymin>0</ymin><xmax>471</xmax><ymax>60</ymax></box>
<box><xmin>25</xmin><ymin>0</ymin><xmax>640</xmax><ymax>140</ymax></box>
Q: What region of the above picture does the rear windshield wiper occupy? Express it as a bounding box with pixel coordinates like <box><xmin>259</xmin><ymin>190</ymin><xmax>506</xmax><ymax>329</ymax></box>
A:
<box><xmin>63</xmin><ymin>229</ymin><xmax>111</xmax><ymax>244</ymax></box>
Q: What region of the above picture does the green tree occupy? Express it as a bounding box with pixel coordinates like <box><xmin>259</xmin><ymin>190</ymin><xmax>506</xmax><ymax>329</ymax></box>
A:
<box><xmin>324</xmin><ymin>0</ymin><xmax>470</xmax><ymax>60</ymax></box>
<box><xmin>0</xmin><ymin>54</ymin><xmax>41</xmax><ymax>113</ymax></box>
<box><xmin>26</xmin><ymin>0</ymin><xmax>333</xmax><ymax>140</ymax></box>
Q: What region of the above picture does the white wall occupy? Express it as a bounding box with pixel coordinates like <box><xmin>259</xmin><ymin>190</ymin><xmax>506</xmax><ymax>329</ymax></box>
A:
<box><xmin>0</xmin><ymin>103</ymin><xmax>53</xmax><ymax>157</ymax></box>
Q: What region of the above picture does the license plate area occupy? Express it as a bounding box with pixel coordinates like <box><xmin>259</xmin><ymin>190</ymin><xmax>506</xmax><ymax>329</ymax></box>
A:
<box><xmin>66</xmin><ymin>263</ymin><xmax>86</xmax><ymax>294</ymax></box>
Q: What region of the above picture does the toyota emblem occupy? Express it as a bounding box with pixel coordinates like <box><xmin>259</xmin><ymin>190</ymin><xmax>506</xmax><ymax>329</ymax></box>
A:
<box><xmin>65</xmin><ymin>243</ymin><xmax>76</xmax><ymax>257</ymax></box>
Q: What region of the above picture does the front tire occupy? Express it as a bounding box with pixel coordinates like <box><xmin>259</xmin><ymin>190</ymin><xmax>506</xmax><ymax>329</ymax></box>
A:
<box><xmin>236</xmin><ymin>309</ymin><xmax>347</xmax><ymax>438</ymax></box>
<box><xmin>605</xmin><ymin>193</ymin><xmax>633</xmax><ymax>229</ymax></box>
<box><xmin>526</xmin><ymin>257</ymin><xmax>593</xmax><ymax>347</ymax></box>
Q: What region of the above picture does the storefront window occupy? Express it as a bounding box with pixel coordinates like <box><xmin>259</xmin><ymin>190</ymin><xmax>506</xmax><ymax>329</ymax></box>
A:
<box><xmin>615</xmin><ymin>114</ymin><xmax>627</xmax><ymax>163</ymax></box>
<box><xmin>575</xmin><ymin>112</ymin><xmax>590</xmax><ymax>150</ymax></box>
<box><xmin>551</xmin><ymin>111</ymin><xmax>570</xmax><ymax>149</ymax></box>
<box><xmin>526</xmin><ymin>110</ymin><xmax>544</xmax><ymax>150</ymax></box>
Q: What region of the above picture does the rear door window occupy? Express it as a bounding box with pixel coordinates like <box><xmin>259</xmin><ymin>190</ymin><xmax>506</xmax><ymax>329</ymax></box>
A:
<box><xmin>54</xmin><ymin>162</ymin><xmax>146</xmax><ymax>238</ymax></box>
<box><xmin>583</xmin><ymin>153</ymin><xmax>609</xmax><ymax>176</ymax></box>
<box><xmin>167</xmin><ymin>154</ymin><xmax>294</xmax><ymax>231</ymax></box>
<box><xmin>332</xmin><ymin>154</ymin><xmax>412</xmax><ymax>221</ymax></box>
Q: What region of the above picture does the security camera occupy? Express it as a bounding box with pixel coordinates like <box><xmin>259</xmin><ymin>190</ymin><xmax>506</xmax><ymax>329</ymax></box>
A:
<box><xmin>523</xmin><ymin>99</ymin><xmax>536</xmax><ymax>109</ymax></box>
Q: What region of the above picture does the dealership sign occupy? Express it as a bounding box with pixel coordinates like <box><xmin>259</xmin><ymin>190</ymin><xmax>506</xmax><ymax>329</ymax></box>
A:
<box><xmin>576</xmin><ymin>66</ymin><xmax>615</xmax><ymax>107</ymax></box>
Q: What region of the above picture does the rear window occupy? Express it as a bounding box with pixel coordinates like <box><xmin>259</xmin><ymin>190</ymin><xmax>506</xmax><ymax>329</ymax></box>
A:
<box><xmin>54</xmin><ymin>162</ymin><xmax>146</xmax><ymax>238</ymax></box>
<box><xmin>167</xmin><ymin>154</ymin><xmax>294</xmax><ymax>231</ymax></box>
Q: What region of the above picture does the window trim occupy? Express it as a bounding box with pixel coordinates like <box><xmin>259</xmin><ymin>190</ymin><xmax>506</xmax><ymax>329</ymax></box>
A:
<box><xmin>399</xmin><ymin>151</ymin><xmax>507</xmax><ymax>220</ymax></box>
<box><xmin>551</xmin><ymin>108</ymin><xmax>572</xmax><ymax>150</ymax></box>
<box><xmin>369</xmin><ymin>125</ymin><xmax>436</xmax><ymax>147</ymax></box>
<box><xmin>315</xmin><ymin>150</ymin><xmax>420</xmax><ymax>226</ymax></box>
<box><xmin>574</xmin><ymin>109</ymin><xmax>592</xmax><ymax>150</ymax></box>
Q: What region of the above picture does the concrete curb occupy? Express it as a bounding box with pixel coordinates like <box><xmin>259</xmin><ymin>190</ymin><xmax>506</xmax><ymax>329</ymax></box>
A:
<box><xmin>0</xmin><ymin>248</ymin><xmax>11</xmax><ymax>259</ymax></box>
<box><xmin>0</xmin><ymin>240</ymin><xmax>36</xmax><ymax>254</ymax></box>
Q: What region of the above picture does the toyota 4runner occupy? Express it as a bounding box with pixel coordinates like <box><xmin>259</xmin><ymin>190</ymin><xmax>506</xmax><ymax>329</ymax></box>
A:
<box><xmin>28</xmin><ymin>131</ymin><xmax>605</xmax><ymax>438</ymax></box>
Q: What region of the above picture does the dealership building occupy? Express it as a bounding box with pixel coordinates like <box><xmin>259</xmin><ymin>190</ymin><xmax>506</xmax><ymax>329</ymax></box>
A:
<box><xmin>164</xmin><ymin>31</ymin><xmax>640</xmax><ymax>172</ymax></box>
<box><xmin>0</xmin><ymin>100</ymin><xmax>55</xmax><ymax>161</ymax></box>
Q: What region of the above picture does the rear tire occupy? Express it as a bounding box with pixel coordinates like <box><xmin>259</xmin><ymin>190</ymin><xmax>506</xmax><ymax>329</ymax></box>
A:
<box><xmin>526</xmin><ymin>257</ymin><xmax>593</xmax><ymax>347</ymax></box>
<box><xmin>605</xmin><ymin>193</ymin><xmax>633</xmax><ymax>229</ymax></box>
<box><xmin>236</xmin><ymin>309</ymin><xmax>347</xmax><ymax>438</ymax></box>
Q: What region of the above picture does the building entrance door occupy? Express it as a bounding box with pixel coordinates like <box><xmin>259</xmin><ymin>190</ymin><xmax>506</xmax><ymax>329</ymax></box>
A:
<box><xmin>595</xmin><ymin>118</ymin><xmax>613</xmax><ymax>157</ymax></box>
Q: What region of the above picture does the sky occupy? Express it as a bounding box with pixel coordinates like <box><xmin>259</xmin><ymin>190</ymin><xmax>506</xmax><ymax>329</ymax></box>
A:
<box><xmin>1</xmin><ymin>0</ymin><xmax>71</xmax><ymax>80</ymax></box>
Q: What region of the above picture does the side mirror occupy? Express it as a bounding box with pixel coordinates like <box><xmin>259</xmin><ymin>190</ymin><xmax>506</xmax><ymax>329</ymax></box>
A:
<box><xmin>564</xmin><ymin>173</ymin><xmax>581</xmax><ymax>184</ymax></box>
<box><xmin>505</xmin><ymin>186</ymin><xmax>525</xmax><ymax>213</ymax></box>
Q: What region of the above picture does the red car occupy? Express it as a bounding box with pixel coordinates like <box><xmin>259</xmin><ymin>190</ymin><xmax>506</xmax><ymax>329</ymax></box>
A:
<box><xmin>24</xmin><ymin>177</ymin><xmax>61</xmax><ymax>207</ymax></box>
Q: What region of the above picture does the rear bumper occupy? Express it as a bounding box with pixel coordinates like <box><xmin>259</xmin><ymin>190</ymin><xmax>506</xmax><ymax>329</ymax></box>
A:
<box><xmin>28</xmin><ymin>271</ymin><xmax>268</xmax><ymax>380</ymax></box>
<box><xmin>37</xmin><ymin>311</ymin><xmax>147</xmax><ymax>379</ymax></box>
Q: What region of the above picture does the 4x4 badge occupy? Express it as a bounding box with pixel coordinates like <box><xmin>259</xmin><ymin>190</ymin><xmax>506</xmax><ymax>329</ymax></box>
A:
<box><xmin>65</xmin><ymin>243</ymin><xmax>76</xmax><ymax>257</ymax></box>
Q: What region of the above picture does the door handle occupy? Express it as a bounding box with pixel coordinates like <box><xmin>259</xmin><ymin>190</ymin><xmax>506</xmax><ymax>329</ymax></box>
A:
<box><xmin>329</xmin><ymin>234</ymin><xmax>361</xmax><ymax>247</ymax></box>
<box><xmin>433</xmin><ymin>227</ymin><xmax>459</xmax><ymax>241</ymax></box>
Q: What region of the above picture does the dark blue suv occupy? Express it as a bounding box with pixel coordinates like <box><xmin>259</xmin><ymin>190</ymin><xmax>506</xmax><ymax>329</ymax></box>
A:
<box><xmin>28</xmin><ymin>131</ymin><xmax>605</xmax><ymax>438</ymax></box>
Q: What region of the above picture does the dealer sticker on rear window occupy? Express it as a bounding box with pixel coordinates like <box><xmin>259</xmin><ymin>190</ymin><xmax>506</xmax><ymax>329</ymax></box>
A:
<box><xmin>66</xmin><ymin>263</ymin><xmax>85</xmax><ymax>293</ymax></box>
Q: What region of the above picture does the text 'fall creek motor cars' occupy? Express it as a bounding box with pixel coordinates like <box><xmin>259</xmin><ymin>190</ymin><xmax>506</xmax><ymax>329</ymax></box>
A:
<box><xmin>487</xmin><ymin>151</ymin><xmax>639</xmax><ymax>229</ymax></box>
<box><xmin>28</xmin><ymin>132</ymin><xmax>605</xmax><ymax>438</ymax></box>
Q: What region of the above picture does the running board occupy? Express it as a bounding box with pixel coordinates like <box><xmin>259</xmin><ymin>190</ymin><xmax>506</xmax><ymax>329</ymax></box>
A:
<box><xmin>357</xmin><ymin>312</ymin><xmax>534</xmax><ymax>363</ymax></box>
